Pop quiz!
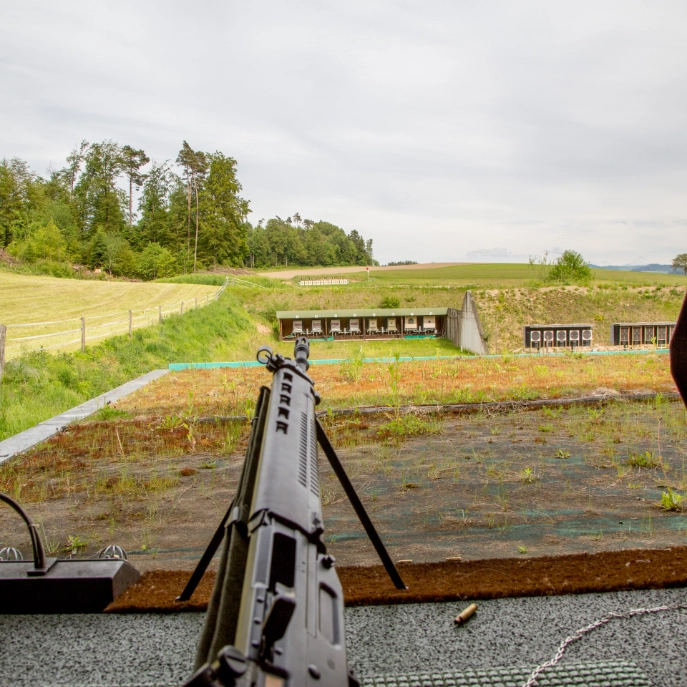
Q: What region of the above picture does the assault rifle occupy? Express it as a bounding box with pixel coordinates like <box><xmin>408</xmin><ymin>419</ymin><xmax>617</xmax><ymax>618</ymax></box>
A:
<box><xmin>179</xmin><ymin>338</ymin><xmax>406</xmax><ymax>687</ymax></box>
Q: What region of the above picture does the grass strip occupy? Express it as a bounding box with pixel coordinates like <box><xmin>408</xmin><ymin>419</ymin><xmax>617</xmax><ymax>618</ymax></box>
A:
<box><xmin>0</xmin><ymin>292</ymin><xmax>253</xmax><ymax>442</ymax></box>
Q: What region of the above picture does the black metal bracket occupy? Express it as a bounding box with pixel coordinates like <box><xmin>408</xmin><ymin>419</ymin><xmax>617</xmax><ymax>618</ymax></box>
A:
<box><xmin>0</xmin><ymin>491</ymin><xmax>140</xmax><ymax>613</ymax></box>
<box><xmin>0</xmin><ymin>491</ymin><xmax>56</xmax><ymax>575</ymax></box>
<box><xmin>671</xmin><ymin>292</ymin><xmax>687</xmax><ymax>407</ymax></box>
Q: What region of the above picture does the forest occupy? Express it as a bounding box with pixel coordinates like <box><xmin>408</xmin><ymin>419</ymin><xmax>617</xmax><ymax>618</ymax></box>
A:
<box><xmin>0</xmin><ymin>141</ymin><xmax>375</xmax><ymax>280</ymax></box>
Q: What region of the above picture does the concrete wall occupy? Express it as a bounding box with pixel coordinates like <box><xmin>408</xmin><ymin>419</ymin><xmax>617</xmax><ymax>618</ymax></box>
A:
<box><xmin>445</xmin><ymin>291</ymin><xmax>489</xmax><ymax>355</ymax></box>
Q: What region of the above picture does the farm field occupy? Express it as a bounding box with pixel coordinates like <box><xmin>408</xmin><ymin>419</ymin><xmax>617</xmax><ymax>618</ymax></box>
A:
<box><xmin>1</xmin><ymin>395</ymin><xmax>685</xmax><ymax>574</ymax></box>
<box><xmin>0</xmin><ymin>272</ymin><xmax>219</xmax><ymax>359</ymax></box>
<box><xmin>295</xmin><ymin>263</ymin><xmax>687</xmax><ymax>287</ymax></box>
<box><xmin>258</xmin><ymin>262</ymin><xmax>466</xmax><ymax>279</ymax></box>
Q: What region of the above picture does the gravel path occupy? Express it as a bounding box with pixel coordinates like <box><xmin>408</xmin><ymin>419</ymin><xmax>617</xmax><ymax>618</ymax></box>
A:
<box><xmin>2</xmin><ymin>587</ymin><xmax>685</xmax><ymax>686</ymax></box>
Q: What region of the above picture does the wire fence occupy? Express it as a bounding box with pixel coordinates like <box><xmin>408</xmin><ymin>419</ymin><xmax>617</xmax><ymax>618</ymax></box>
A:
<box><xmin>227</xmin><ymin>275</ymin><xmax>268</xmax><ymax>290</ymax></box>
<box><xmin>0</xmin><ymin>278</ymin><xmax>229</xmax><ymax>368</ymax></box>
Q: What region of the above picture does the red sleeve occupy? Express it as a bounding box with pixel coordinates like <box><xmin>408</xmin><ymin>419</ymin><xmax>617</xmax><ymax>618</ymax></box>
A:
<box><xmin>671</xmin><ymin>291</ymin><xmax>687</xmax><ymax>407</ymax></box>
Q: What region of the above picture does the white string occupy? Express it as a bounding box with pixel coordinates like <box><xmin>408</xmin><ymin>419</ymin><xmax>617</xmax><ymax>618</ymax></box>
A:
<box><xmin>23</xmin><ymin>337</ymin><xmax>83</xmax><ymax>352</ymax></box>
<box><xmin>523</xmin><ymin>601</ymin><xmax>687</xmax><ymax>686</ymax></box>
<box><xmin>8</xmin><ymin>328</ymin><xmax>82</xmax><ymax>342</ymax></box>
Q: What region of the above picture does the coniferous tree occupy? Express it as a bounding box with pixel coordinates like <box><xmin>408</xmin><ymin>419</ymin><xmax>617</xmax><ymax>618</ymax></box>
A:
<box><xmin>120</xmin><ymin>146</ymin><xmax>150</xmax><ymax>228</ymax></box>
<box><xmin>176</xmin><ymin>141</ymin><xmax>207</xmax><ymax>271</ymax></box>
<box><xmin>198</xmin><ymin>152</ymin><xmax>249</xmax><ymax>266</ymax></box>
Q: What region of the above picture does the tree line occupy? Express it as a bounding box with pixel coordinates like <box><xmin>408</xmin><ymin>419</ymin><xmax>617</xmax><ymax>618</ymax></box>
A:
<box><xmin>0</xmin><ymin>141</ymin><xmax>375</xmax><ymax>279</ymax></box>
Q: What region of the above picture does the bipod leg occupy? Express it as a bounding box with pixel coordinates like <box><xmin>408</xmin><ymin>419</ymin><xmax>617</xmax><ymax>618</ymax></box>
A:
<box><xmin>178</xmin><ymin>386</ymin><xmax>271</xmax><ymax>602</ymax></box>
<box><xmin>176</xmin><ymin>500</ymin><xmax>234</xmax><ymax>601</ymax></box>
<box><xmin>315</xmin><ymin>418</ymin><xmax>406</xmax><ymax>590</ymax></box>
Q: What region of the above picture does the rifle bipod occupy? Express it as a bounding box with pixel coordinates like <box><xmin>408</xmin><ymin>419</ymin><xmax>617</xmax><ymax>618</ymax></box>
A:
<box><xmin>177</xmin><ymin>409</ymin><xmax>405</xmax><ymax>602</ymax></box>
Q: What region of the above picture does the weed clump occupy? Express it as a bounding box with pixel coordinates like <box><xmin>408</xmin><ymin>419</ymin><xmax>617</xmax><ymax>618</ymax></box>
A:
<box><xmin>626</xmin><ymin>450</ymin><xmax>660</xmax><ymax>468</ymax></box>
<box><xmin>339</xmin><ymin>349</ymin><xmax>364</xmax><ymax>383</ymax></box>
<box><xmin>380</xmin><ymin>295</ymin><xmax>400</xmax><ymax>308</ymax></box>
<box><xmin>95</xmin><ymin>405</ymin><xmax>130</xmax><ymax>421</ymax></box>
<box><xmin>377</xmin><ymin>414</ymin><xmax>442</xmax><ymax>442</ymax></box>
<box><xmin>62</xmin><ymin>535</ymin><xmax>88</xmax><ymax>556</ymax></box>
<box><xmin>660</xmin><ymin>489</ymin><xmax>683</xmax><ymax>512</ymax></box>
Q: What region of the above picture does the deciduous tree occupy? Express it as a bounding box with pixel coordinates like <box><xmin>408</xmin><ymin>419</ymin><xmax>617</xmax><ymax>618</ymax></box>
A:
<box><xmin>673</xmin><ymin>253</ymin><xmax>687</xmax><ymax>275</ymax></box>
<box><xmin>548</xmin><ymin>250</ymin><xmax>592</xmax><ymax>284</ymax></box>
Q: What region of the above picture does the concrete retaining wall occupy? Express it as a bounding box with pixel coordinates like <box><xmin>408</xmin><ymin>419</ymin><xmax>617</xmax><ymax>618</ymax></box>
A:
<box><xmin>446</xmin><ymin>291</ymin><xmax>489</xmax><ymax>355</ymax></box>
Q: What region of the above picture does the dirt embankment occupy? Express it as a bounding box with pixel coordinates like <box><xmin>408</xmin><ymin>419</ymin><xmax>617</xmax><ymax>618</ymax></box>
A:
<box><xmin>107</xmin><ymin>546</ymin><xmax>687</xmax><ymax>612</ymax></box>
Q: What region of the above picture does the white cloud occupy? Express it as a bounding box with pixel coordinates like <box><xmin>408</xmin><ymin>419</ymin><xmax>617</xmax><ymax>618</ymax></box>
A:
<box><xmin>2</xmin><ymin>0</ymin><xmax>687</xmax><ymax>264</ymax></box>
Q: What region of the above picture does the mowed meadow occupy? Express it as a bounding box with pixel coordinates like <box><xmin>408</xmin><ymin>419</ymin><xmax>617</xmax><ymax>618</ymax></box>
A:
<box><xmin>266</xmin><ymin>262</ymin><xmax>687</xmax><ymax>288</ymax></box>
<box><xmin>0</xmin><ymin>272</ymin><xmax>219</xmax><ymax>359</ymax></box>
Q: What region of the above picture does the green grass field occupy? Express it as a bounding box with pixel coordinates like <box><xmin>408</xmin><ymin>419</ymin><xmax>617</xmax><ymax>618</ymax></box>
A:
<box><xmin>0</xmin><ymin>292</ymin><xmax>254</xmax><ymax>441</ymax></box>
<box><xmin>1</xmin><ymin>262</ymin><xmax>685</xmax><ymax>444</ymax></box>
<box><xmin>0</xmin><ymin>273</ymin><xmax>219</xmax><ymax>359</ymax></box>
<box><xmin>361</xmin><ymin>263</ymin><xmax>687</xmax><ymax>287</ymax></box>
<box><xmin>246</xmin><ymin>337</ymin><xmax>466</xmax><ymax>362</ymax></box>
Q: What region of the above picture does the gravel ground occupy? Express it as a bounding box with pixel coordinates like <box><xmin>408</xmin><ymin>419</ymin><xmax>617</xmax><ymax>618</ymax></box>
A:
<box><xmin>1</xmin><ymin>588</ymin><xmax>686</xmax><ymax>687</ymax></box>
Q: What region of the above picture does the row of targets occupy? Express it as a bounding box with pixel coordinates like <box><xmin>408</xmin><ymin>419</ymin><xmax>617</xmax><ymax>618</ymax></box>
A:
<box><xmin>523</xmin><ymin>324</ymin><xmax>593</xmax><ymax>349</ymax></box>
<box><xmin>611</xmin><ymin>322</ymin><xmax>675</xmax><ymax>348</ymax></box>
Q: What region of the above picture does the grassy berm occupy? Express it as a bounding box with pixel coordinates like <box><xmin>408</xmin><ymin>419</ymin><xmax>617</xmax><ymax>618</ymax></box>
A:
<box><xmin>0</xmin><ymin>292</ymin><xmax>255</xmax><ymax>441</ymax></box>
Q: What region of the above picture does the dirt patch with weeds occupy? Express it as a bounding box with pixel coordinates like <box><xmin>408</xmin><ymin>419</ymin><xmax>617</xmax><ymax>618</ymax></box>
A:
<box><xmin>114</xmin><ymin>353</ymin><xmax>677</xmax><ymax>419</ymax></box>
<box><xmin>1</xmin><ymin>397</ymin><xmax>686</xmax><ymax>574</ymax></box>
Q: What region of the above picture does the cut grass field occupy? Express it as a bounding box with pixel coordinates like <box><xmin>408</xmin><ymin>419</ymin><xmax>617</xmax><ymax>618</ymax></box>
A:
<box><xmin>0</xmin><ymin>272</ymin><xmax>219</xmax><ymax>359</ymax></box>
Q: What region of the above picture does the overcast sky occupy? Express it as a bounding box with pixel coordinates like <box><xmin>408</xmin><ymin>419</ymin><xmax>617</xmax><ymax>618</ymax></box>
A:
<box><xmin>2</xmin><ymin>1</ymin><xmax>686</xmax><ymax>265</ymax></box>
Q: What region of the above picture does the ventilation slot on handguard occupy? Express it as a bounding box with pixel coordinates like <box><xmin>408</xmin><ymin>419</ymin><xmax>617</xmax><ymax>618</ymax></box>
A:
<box><xmin>298</xmin><ymin>413</ymin><xmax>308</xmax><ymax>487</ymax></box>
<box><xmin>308</xmin><ymin>416</ymin><xmax>319</xmax><ymax>496</ymax></box>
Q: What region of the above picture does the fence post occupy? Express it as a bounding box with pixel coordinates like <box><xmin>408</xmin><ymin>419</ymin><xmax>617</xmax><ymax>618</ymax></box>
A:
<box><xmin>81</xmin><ymin>317</ymin><xmax>86</xmax><ymax>353</ymax></box>
<box><xmin>158</xmin><ymin>305</ymin><xmax>162</xmax><ymax>323</ymax></box>
<box><xmin>180</xmin><ymin>301</ymin><xmax>184</xmax><ymax>315</ymax></box>
<box><xmin>129</xmin><ymin>310</ymin><xmax>133</xmax><ymax>337</ymax></box>
<box><xmin>0</xmin><ymin>324</ymin><xmax>6</xmax><ymax>383</ymax></box>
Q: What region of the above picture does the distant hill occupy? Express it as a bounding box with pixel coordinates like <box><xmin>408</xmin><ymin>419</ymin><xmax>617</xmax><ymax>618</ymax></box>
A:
<box><xmin>590</xmin><ymin>263</ymin><xmax>677</xmax><ymax>274</ymax></box>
